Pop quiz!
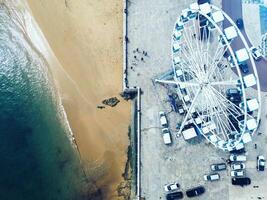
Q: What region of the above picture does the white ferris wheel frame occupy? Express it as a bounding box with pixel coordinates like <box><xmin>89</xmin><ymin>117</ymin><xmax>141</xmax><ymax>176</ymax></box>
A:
<box><xmin>155</xmin><ymin>3</ymin><xmax>261</xmax><ymax>151</ymax></box>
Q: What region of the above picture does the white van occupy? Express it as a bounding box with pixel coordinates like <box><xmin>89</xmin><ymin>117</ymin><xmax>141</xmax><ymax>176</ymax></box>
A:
<box><xmin>162</xmin><ymin>128</ymin><xmax>172</xmax><ymax>145</ymax></box>
<box><xmin>159</xmin><ymin>111</ymin><xmax>168</xmax><ymax>127</ymax></box>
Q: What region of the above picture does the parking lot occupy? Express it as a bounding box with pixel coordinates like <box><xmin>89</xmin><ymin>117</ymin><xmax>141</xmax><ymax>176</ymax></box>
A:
<box><xmin>126</xmin><ymin>0</ymin><xmax>267</xmax><ymax>199</ymax></box>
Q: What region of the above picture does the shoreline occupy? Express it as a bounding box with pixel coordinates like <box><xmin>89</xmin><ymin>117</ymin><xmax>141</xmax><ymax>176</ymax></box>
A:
<box><xmin>24</xmin><ymin>0</ymin><xmax>132</xmax><ymax>199</ymax></box>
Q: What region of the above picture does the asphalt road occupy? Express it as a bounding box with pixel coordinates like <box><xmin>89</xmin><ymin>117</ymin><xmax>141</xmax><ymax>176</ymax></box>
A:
<box><xmin>222</xmin><ymin>0</ymin><xmax>267</xmax><ymax>91</ymax></box>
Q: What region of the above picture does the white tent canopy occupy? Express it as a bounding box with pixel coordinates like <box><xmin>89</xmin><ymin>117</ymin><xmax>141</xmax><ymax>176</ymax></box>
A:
<box><xmin>182</xmin><ymin>127</ymin><xmax>197</xmax><ymax>140</ymax></box>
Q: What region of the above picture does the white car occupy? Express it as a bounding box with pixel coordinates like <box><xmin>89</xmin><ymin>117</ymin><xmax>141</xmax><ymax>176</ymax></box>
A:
<box><xmin>159</xmin><ymin>111</ymin><xmax>168</xmax><ymax>127</ymax></box>
<box><xmin>231</xmin><ymin>170</ymin><xmax>245</xmax><ymax>177</ymax></box>
<box><xmin>162</xmin><ymin>128</ymin><xmax>172</xmax><ymax>145</ymax></box>
<box><xmin>257</xmin><ymin>155</ymin><xmax>265</xmax><ymax>171</ymax></box>
<box><xmin>230</xmin><ymin>155</ymin><xmax>246</xmax><ymax>162</ymax></box>
<box><xmin>204</xmin><ymin>173</ymin><xmax>220</xmax><ymax>181</ymax></box>
<box><xmin>231</xmin><ymin>163</ymin><xmax>246</xmax><ymax>170</ymax></box>
<box><xmin>164</xmin><ymin>182</ymin><xmax>180</xmax><ymax>192</ymax></box>
<box><xmin>250</xmin><ymin>46</ymin><xmax>262</xmax><ymax>61</ymax></box>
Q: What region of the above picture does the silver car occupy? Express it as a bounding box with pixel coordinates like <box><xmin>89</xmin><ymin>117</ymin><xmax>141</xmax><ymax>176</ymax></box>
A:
<box><xmin>231</xmin><ymin>170</ymin><xmax>244</xmax><ymax>177</ymax></box>
<box><xmin>231</xmin><ymin>163</ymin><xmax>245</xmax><ymax>170</ymax></box>
<box><xmin>204</xmin><ymin>173</ymin><xmax>220</xmax><ymax>181</ymax></box>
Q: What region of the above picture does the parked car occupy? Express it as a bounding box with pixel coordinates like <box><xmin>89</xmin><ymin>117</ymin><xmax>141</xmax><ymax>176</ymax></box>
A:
<box><xmin>257</xmin><ymin>155</ymin><xmax>265</xmax><ymax>171</ymax></box>
<box><xmin>232</xmin><ymin>177</ymin><xmax>251</xmax><ymax>186</ymax></box>
<box><xmin>230</xmin><ymin>147</ymin><xmax>246</xmax><ymax>155</ymax></box>
<box><xmin>162</xmin><ymin>128</ymin><xmax>172</xmax><ymax>145</ymax></box>
<box><xmin>236</xmin><ymin>18</ymin><xmax>244</xmax><ymax>30</ymax></box>
<box><xmin>226</xmin><ymin>88</ymin><xmax>242</xmax><ymax>98</ymax></box>
<box><xmin>204</xmin><ymin>173</ymin><xmax>220</xmax><ymax>181</ymax></box>
<box><xmin>230</xmin><ymin>155</ymin><xmax>246</xmax><ymax>162</ymax></box>
<box><xmin>210</xmin><ymin>163</ymin><xmax>227</xmax><ymax>171</ymax></box>
<box><xmin>159</xmin><ymin>111</ymin><xmax>168</xmax><ymax>127</ymax></box>
<box><xmin>166</xmin><ymin>191</ymin><xmax>184</xmax><ymax>200</ymax></box>
<box><xmin>239</xmin><ymin>63</ymin><xmax>249</xmax><ymax>74</ymax></box>
<box><xmin>250</xmin><ymin>46</ymin><xmax>262</xmax><ymax>61</ymax></box>
<box><xmin>231</xmin><ymin>170</ymin><xmax>245</xmax><ymax>177</ymax></box>
<box><xmin>231</xmin><ymin>163</ymin><xmax>246</xmax><ymax>170</ymax></box>
<box><xmin>164</xmin><ymin>182</ymin><xmax>180</xmax><ymax>192</ymax></box>
<box><xmin>198</xmin><ymin>0</ymin><xmax>211</xmax><ymax>4</ymax></box>
<box><xmin>186</xmin><ymin>186</ymin><xmax>205</xmax><ymax>198</ymax></box>
<box><xmin>226</xmin><ymin>88</ymin><xmax>242</xmax><ymax>103</ymax></box>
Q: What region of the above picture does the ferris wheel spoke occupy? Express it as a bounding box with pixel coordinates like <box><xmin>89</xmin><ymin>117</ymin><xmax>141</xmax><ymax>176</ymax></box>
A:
<box><xmin>209</xmin><ymin>85</ymin><xmax>246</xmax><ymax>117</ymax></box>
<box><xmin>181</xmin><ymin>29</ymin><xmax>204</xmax><ymax>75</ymax></box>
<box><xmin>177</xmin><ymin>88</ymin><xmax>202</xmax><ymax>134</ymax></box>
<box><xmin>179</xmin><ymin>62</ymin><xmax>200</xmax><ymax>81</ymax></box>
<box><xmin>155</xmin><ymin>79</ymin><xmax>199</xmax><ymax>87</ymax></box>
<box><xmin>207</xmin><ymin>46</ymin><xmax>228</xmax><ymax>80</ymax></box>
<box><xmin>210</xmin><ymin>80</ymin><xmax>239</xmax><ymax>86</ymax></box>
<box><xmin>202</xmin><ymin>88</ymin><xmax>229</xmax><ymax>140</ymax></box>
<box><xmin>211</xmin><ymin>91</ymin><xmax>243</xmax><ymax>135</ymax></box>
<box><xmin>182</xmin><ymin>25</ymin><xmax>201</xmax><ymax>69</ymax></box>
<box><xmin>179</xmin><ymin>51</ymin><xmax>202</xmax><ymax>79</ymax></box>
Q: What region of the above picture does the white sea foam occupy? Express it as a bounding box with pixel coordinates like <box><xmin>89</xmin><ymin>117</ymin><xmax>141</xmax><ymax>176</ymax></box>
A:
<box><xmin>3</xmin><ymin>0</ymin><xmax>78</xmax><ymax>148</ymax></box>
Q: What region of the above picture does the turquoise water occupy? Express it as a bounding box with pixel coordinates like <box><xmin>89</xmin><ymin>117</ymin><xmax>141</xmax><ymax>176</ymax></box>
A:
<box><xmin>0</xmin><ymin>5</ymin><xmax>89</xmax><ymax>200</ymax></box>
<box><xmin>260</xmin><ymin>5</ymin><xmax>267</xmax><ymax>34</ymax></box>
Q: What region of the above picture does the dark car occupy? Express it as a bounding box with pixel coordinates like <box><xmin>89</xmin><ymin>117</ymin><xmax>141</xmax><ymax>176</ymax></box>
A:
<box><xmin>232</xmin><ymin>177</ymin><xmax>251</xmax><ymax>187</ymax></box>
<box><xmin>226</xmin><ymin>88</ymin><xmax>242</xmax><ymax>104</ymax></box>
<box><xmin>239</xmin><ymin>63</ymin><xmax>249</xmax><ymax>74</ymax></box>
<box><xmin>166</xmin><ymin>191</ymin><xmax>184</xmax><ymax>200</ymax></box>
<box><xmin>210</xmin><ymin>163</ymin><xmax>227</xmax><ymax>171</ymax></box>
<box><xmin>198</xmin><ymin>0</ymin><xmax>211</xmax><ymax>4</ymax></box>
<box><xmin>236</xmin><ymin>18</ymin><xmax>244</xmax><ymax>30</ymax></box>
<box><xmin>186</xmin><ymin>186</ymin><xmax>205</xmax><ymax>198</ymax></box>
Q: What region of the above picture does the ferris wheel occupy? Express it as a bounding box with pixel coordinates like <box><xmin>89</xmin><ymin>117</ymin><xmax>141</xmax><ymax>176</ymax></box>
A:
<box><xmin>155</xmin><ymin>2</ymin><xmax>261</xmax><ymax>151</ymax></box>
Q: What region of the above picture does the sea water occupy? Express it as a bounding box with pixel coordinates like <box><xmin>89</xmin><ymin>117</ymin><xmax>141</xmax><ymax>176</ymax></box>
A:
<box><xmin>0</xmin><ymin>5</ymin><xmax>88</xmax><ymax>200</ymax></box>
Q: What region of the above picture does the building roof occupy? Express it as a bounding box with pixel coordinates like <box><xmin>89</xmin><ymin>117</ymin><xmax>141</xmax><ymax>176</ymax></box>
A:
<box><xmin>182</xmin><ymin>127</ymin><xmax>197</xmax><ymax>140</ymax></box>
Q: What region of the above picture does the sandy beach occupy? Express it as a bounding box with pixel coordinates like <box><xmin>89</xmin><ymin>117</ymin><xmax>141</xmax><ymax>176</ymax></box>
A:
<box><xmin>25</xmin><ymin>0</ymin><xmax>131</xmax><ymax>199</ymax></box>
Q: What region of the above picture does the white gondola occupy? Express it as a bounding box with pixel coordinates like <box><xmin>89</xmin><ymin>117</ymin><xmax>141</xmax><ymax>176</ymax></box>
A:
<box><xmin>173</xmin><ymin>42</ymin><xmax>180</xmax><ymax>53</ymax></box>
<box><xmin>246</xmin><ymin>118</ymin><xmax>257</xmax><ymax>131</ymax></box>
<box><xmin>246</xmin><ymin>99</ymin><xmax>259</xmax><ymax>111</ymax></box>
<box><xmin>235</xmin><ymin>48</ymin><xmax>249</xmax><ymax>64</ymax></box>
<box><xmin>242</xmin><ymin>132</ymin><xmax>252</xmax><ymax>143</ymax></box>
<box><xmin>243</xmin><ymin>74</ymin><xmax>256</xmax><ymax>88</ymax></box>
<box><xmin>199</xmin><ymin>3</ymin><xmax>211</xmax><ymax>14</ymax></box>
<box><xmin>175</xmin><ymin>69</ymin><xmax>183</xmax><ymax>77</ymax></box>
<box><xmin>224</xmin><ymin>26</ymin><xmax>238</xmax><ymax>41</ymax></box>
<box><xmin>212</xmin><ymin>11</ymin><xmax>224</xmax><ymax>23</ymax></box>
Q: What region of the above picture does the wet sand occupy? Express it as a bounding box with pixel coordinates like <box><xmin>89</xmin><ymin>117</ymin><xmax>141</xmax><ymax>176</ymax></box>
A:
<box><xmin>25</xmin><ymin>0</ymin><xmax>131</xmax><ymax>199</ymax></box>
